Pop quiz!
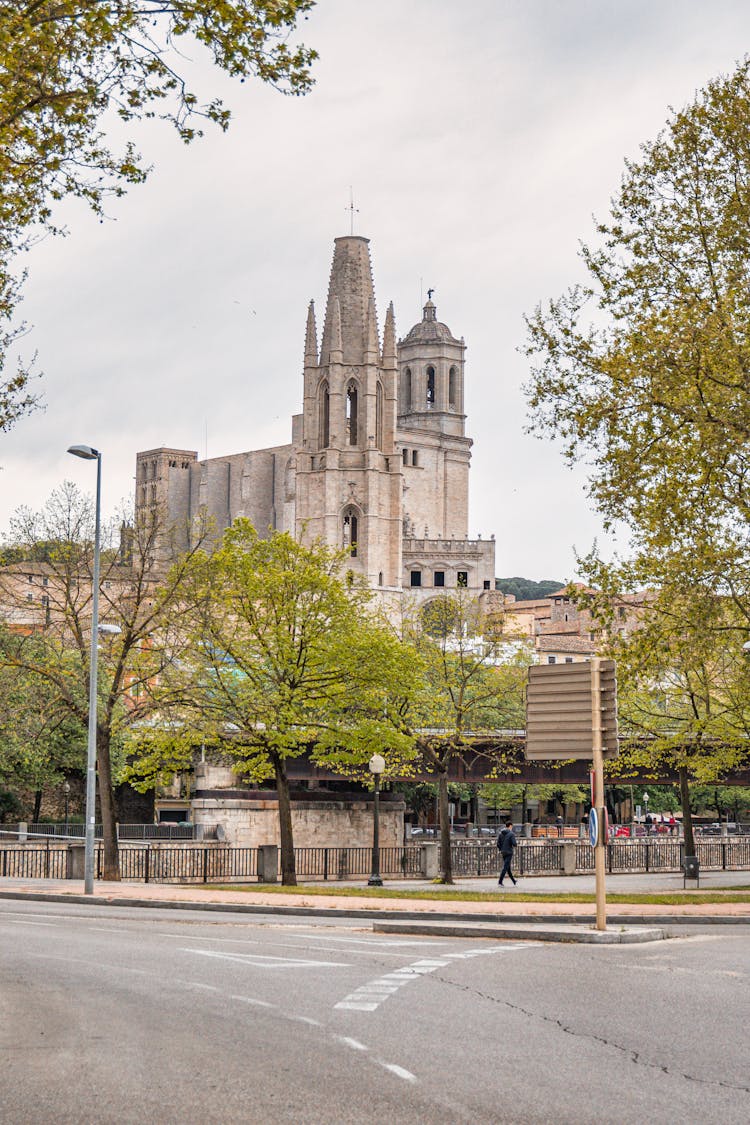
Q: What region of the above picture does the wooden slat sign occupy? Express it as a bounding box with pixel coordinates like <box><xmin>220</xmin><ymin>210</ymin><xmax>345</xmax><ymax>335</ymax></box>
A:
<box><xmin>525</xmin><ymin>660</ymin><xmax>619</xmax><ymax>761</ymax></box>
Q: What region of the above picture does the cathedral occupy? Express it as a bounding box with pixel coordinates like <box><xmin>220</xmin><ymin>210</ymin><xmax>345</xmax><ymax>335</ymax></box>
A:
<box><xmin>135</xmin><ymin>235</ymin><xmax>495</xmax><ymax>598</ymax></box>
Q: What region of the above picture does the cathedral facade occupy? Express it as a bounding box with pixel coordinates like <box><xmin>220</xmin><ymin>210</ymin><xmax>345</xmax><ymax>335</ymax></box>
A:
<box><xmin>135</xmin><ymin>235</ymin><xmax>495</xmax><ymax>598</ymax></box>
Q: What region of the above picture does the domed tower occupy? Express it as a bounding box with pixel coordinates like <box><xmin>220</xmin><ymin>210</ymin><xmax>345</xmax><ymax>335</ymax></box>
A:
<box><xmin>294</xmin><ymin>236</ymin><xmax>402</xmax><ymax>587</ymax></box>
<box><xmin>397</xmin><ymin>295</ymin><xmax>472</xmax><ymax>541</ymax></box>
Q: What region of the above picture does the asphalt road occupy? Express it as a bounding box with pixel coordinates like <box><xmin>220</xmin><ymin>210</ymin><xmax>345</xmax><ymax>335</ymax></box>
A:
<box><xmin>1</xmin><ymin>900</ymin><xmax>748</xmax><ymax>1124</ymax></box>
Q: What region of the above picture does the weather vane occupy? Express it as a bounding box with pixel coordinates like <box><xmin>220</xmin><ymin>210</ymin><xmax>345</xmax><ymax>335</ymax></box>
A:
<box><xmin>347</xmin><ymin>187</ymin><xmax>359</xmax><ymax>235</ymax></box>
<box><xmin>427</xmin><ymin>287</ymin><xmax>435</xmax><ymax>300</ymax></box>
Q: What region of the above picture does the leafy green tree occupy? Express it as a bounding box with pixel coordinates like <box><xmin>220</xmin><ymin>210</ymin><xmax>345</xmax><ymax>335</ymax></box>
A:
<box><xmin>524</xmin><ymin>59</ymin><xmax>750</xmax><ymax>639</ymax></box>
<box><xmin>0</xmin><ymin>483</ymin><xmax>209</xmax><ymax>878</ymax></box>
<box><xmin>0</xmin><ymin>1</ymin><xmax>316</xmax><ymax>390</ymax></box>
<box><xmin>524</xmin><ymin>60</ymin><xmax>750</xmax><ymax>844</ymax></box>
<box><xmin>480</xmin><ymin>782</ymin><xmax>588</xmax><ymax>826</ymax></box>
<box><xmin>403</xmin><ymin>593</ymin><xmax>529</xmax><ymax>883</ymax></box>
<box><xmin>0</xmin><ymin>638</ymin><xmax>85</xmax><ymax>818</ymax></box>
<box><xmin>129</xmin><ymin>522</ymin><xmax>418</xmax><ymax>885</ymax></box>
<box><xmin>594</xmin><ymin>588</ymin><xmax>750</xmax><ymax>854</ymax></box>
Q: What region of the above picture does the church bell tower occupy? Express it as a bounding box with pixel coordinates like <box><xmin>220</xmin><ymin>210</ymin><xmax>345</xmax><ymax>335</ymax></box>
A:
<box><xmin>294</xmin><ymin>236</ymin><xmax>403</xmax><ymax>587</ymax></box>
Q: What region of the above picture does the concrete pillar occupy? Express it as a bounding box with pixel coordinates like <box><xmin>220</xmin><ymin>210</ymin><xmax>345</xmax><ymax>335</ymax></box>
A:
<box><xmin>257</xmin><ymin>844</ymin><xmax>278</xmax><ymax>884</ymax></box>
<box><xmin>562</xmin><ymin>840</ymin><xmax>577</xmax><ymax>876</ymax></box>
<box><xmin>522</xmin><ymin>823</ymin><xmax>532</xmax><ymax>839</ymax></box>
<box><xmin>421</xmin><ymin>843</ymin><xmax>439</xmax><ymax>879</ymax></box>
<box><xmin>67</xmin><ymin>844</ymin><xmax>85</xmax><ymax>880</ymax></box>
<box><xmin>18</xmin><ymin>822</ymin><xmax>27</xmax><ymax>843</ymax></box>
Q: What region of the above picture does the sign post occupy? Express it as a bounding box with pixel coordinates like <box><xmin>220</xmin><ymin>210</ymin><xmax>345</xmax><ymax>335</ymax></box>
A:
<box><xmin>525</xmin><ymin>657</ymin><xmax>618</xmax><ymax>932</ymax></box>
<box><xmin>590</xmin><ymin>657</ymin><xmax>606</xmax><ymax>930</ymax></box>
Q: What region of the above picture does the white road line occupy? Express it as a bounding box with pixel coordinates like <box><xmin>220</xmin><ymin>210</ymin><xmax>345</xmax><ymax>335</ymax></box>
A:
<box><xmin>182</xmin><ymin>948</ymin><xmax>349</xmax><ymax>969</ymax></box>
<box><xmin>5</xmin><ymin>920</ymin><xmax>56</xmax><ymax>927</ymax></box>
<box><xmin>335</xmin><ymin>1001</ymin><xmax>380</xmax><ymax>1011</ymax></box>
<box><xmin>303</xmin><ymin>935</ymin><xmax>449</xmax><ymax>948</ymax></box>
<box><xmin>230</xmin><ymin>995</ymin><xmax>274</xmax><ymax>1008</ymax></box>
<box><xmin>335</xmin><ymin>1036</ymin><xmax>368</xmax><ymax>1052</ymax></box>
<box><xmin>288</xmin><ymin>1015</ymin><xmax>322</xmax><ymax>1026</ymax></box>
<box><xmin>155</xmin><ymin>931</ymin><xmax>440</xmax><ymax>959</ymax></box>
<box><xmin>175</xmin><ymin>981</ymin><xmax>219</xmax><ymax>992</ymax></box>
<box><xmin>378</xmin><ymin>1062</ymin><xmax>417</xmax><ymax>1083</ymax></box>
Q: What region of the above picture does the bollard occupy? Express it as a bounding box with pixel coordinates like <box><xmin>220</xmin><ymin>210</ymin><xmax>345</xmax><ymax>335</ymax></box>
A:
<box><xmin>257</xmin><ymin>844</ymin><xmax>278</xmax><ymax>884</ymax></box>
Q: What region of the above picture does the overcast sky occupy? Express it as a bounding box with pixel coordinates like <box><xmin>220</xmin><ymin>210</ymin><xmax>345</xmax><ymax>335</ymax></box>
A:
<box><xmin>2</xmin><ymin>0</ymin><xmax>749</xmax><ymax>580</ymax></box>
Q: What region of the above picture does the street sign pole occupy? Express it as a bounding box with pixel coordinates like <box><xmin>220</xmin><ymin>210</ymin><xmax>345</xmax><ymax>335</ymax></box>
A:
<box><xmin>591</xmin><ymin>657</ymin><xmax>606</xmax><ymax>931</ymax></box>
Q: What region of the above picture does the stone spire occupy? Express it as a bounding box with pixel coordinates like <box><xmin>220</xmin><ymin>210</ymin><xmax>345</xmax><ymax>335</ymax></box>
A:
<box><xmin>329</xmin><ymin>296</ymin><xmax>343</xmax><ymax>364</ymax></box>
<box><xmin>382</xmin><ymin>301</ymin><xmax>396</xmax><ymax>365</ymax></box>
<box><xmin>319</xmin><ymin>236</ymin><xmax>377</xmax><ymax>366</ymax></box>
<box><xmin>304</xmin><ymin>300</ymin><xmax>318</xmax><ymax>366</ymax></box>
<box><xmin>365</xmin><ymin>296</ymin><xmax>379</xmax><ymax>364</ymax></box>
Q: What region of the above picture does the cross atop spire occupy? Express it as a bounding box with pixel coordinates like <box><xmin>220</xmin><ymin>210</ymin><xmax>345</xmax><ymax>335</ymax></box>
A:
<box><xmin>346</xmin><ymin>187</ymin><xmax>359</xmax><ymax>235</ymax></box>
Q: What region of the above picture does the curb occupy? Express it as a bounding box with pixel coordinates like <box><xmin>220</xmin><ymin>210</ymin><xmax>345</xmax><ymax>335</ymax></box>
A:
<box><xmin>1</xmin><ymin>889</ymin><xmax>749</xmax><ymax>926</ymax></box>
<box><xmin>373</xmin><ymin>919</ymin><xmax>667</xmax><ymax>943</ymax></box>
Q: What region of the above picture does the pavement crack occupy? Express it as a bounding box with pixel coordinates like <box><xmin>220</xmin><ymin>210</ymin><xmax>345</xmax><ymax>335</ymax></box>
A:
<box><xmin>433</xmin><ymin>975</ymin><xmax>750</xmax><ymax>1095</ymax></box>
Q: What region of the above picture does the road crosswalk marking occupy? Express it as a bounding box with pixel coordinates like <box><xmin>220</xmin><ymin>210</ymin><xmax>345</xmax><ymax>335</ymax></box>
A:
<box><xmin>334</xmin><ymin>943</ymin><xmax>534</xmax><ymax>1013</ymax></box>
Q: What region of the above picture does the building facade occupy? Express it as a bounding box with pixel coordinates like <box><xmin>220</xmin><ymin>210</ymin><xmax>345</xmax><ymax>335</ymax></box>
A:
<box><xmin>135</xmin><ymin>235</ymin><xmax>495</xmax><ymax>599</ymax></box>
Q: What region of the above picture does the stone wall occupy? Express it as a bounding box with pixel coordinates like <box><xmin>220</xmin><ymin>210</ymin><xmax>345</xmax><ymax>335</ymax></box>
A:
<box><xmin>191</xmin><ymin>795</ymin><xmax>404</xmax><ymax>849</ymax></box>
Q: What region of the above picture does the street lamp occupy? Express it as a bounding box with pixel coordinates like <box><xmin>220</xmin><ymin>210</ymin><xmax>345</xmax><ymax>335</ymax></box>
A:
<box><xmin>368</xmin><ymin>754</ymin><xmax>386</xmax><ymax>887</ymax></box>
<box><xmin>63</xmin><ymin>779</ymin><xmax>70</xmax><ymax>832</ymax></box>
<box><xmin>643</xmin><ymin>790</ymin><xmax>650</xmax><ymax>834</ymax></box>
<box><xmin>67</xmin><ymin>443</ymin><xmax>101</xmax><ymax>894</ymax></box>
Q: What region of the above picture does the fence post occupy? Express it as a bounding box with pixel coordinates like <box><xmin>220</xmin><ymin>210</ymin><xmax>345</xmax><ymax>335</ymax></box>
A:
<box><xmin>420</xmin><ymin>843</ymin><xmax>439</xmax><ymax>879</ymax></box>
<box><xmin>645</xmin><ymin>842</ymin><xmax>650</xmax><ymax>873</ymax></box>
<box><xmin>19</xmin><ymin>821</ymin><xmax>27</xmax><ymax>843</ymax></box>
<box><xmin>257</xmin><ymin>844</ymin><xmax>278</xmax><ymax>884</ymax></box>
<box><xmin>562</xmin><ymin>841</ymin><xmax>576</xmax><ymax>875</ymax></box>
<box><xmin>323</xmin><ymin>849</ymin><xmax>329</xmax><ymax>881</ymax></box>
<box><xmin>144</xmin><ymin>846</ymin><xmax>150</xmax><ymax>884</ymax></box>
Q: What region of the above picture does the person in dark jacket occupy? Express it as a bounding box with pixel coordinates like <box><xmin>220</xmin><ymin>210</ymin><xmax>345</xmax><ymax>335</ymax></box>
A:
<box><xmin>497</xmin><ymin>820</ymin><xmax>518</xmax><ymax>886</ymax></box>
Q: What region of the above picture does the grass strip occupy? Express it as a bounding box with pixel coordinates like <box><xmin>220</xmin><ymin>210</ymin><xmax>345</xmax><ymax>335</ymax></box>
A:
<box><xmin>207</xmin><ymin>883</ymin><xmax>750</xmax><ymax>907</ymax></box>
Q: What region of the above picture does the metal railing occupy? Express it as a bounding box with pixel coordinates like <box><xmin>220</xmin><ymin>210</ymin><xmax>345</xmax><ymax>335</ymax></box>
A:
<box><xmin>3</xmin><ymin>837</ymin><xmax>750</xmax><ymax>884</ymax></box>
<box><xmin>0</xmin><ymin>823</ymin><xmax>216</xmax><ymax>842</ymax></box>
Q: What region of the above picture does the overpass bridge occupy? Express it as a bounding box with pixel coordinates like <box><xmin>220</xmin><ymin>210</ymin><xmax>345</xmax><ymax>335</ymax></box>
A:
<box><xmin>281</xmin><ymin>732</ymin><xmax>750</xmax><ymax>787</ymax></box>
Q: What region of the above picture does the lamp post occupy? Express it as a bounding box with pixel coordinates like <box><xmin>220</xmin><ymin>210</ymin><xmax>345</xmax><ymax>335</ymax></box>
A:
<box><xmin>67</xmin><ymin>444</ymin><xmax>102</xmax><ymax>894</ymax></box>
<box><xmin>63</xmin><ymin>780</ymin><xmax>70</xmax><ymax>832</ymax></box>
<box><xmin>643</xmin><ymin>790</ymin><xmax>650</xmax><ymax>834</ymax></box>
<box><xmin>368</xmin><ymin>754</ymin><xmax>385</xmax><ymax>887</ymax></box>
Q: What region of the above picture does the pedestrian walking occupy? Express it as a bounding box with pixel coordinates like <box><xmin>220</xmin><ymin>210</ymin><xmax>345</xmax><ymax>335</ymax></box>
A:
<box><xmin>497</xmin><ymin>820</ymin><xmax>518</xmax><ymax>886</ymax></box>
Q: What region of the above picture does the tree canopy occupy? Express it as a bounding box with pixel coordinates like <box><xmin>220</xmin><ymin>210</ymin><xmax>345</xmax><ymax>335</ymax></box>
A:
<box><xmin>0</xmin><ymin>484</ymin><xmax>210</xmax><ymax>876</ymax></box>
<box><xmin>524</xmin><ymin>59</ymin><xmax>750</xmax><ymax>634</ymax></box>
<box><xmin>128</xmin><ymin>522</ymin><xmax>419</xmax><ymax>885</ymax></box>
<box><xmin>0</xmin><ymin>1</ymin><xmax>316</xmax><ymax>412</ymax></box>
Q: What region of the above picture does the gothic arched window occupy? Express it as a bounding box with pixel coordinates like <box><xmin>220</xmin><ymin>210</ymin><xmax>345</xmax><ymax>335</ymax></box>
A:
<box><xmin>404</xmin><ymin>367</ymin><xmax>412</xmax><ymax>411</ymax></box>
<box><xmin>319</xmin><ymin>380</ymin><xmax>330</xmax><ymax>448</ymax></box>
<box><xmin>342</xmin><ymin>506</ymin><xmax>360</xmax><ymax>557</ymax></box>
<box><xmin>376</xmin><ymin>381</ymin><xmax>384</xmax><ymax>448</ymax></box>
<box><xmin>426</xmin><ymin>366</ymin><xmax>435</xmax><ymax>407</ymax></box>
<box><xmin>346</xmin><ymin>381</ymin><xmax>358</xmax><ymax>445</ymax></box>
<box><xmin>449</xmin><ymin>367</ymin><xmax>457</xmax><ymax>409</ymax></box>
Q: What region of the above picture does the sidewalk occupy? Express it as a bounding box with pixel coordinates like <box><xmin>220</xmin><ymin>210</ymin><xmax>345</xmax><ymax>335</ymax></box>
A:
<box><xmin>1</xmin><ymin>870</ymin><xmax>749</xmax><ymax>927</ymax></box>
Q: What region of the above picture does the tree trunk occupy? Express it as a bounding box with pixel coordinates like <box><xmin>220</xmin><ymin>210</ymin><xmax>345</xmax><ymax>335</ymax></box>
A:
<box><xmin>679</xmin><ymin>766</ymin><xmax>696</xmax><ymax>857</ymax></box>
<box><xmin>438</xmin><ymin>771</ymin><xmax>452</xmax><ymax>884</ymax></box>
<box><xmin>97</xmin><ymin>730</ymin><xmax>120</xmax><ymax>881</ymax></box>
<box><xmin>32</xmin><ymin>789</ymin><xmax>42</xmax><ymax>824</ymax></box>
<box><xmin>273</xmin><ymin>753</ymin><xmax>297</xmax><ymax>886</ymax></box>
